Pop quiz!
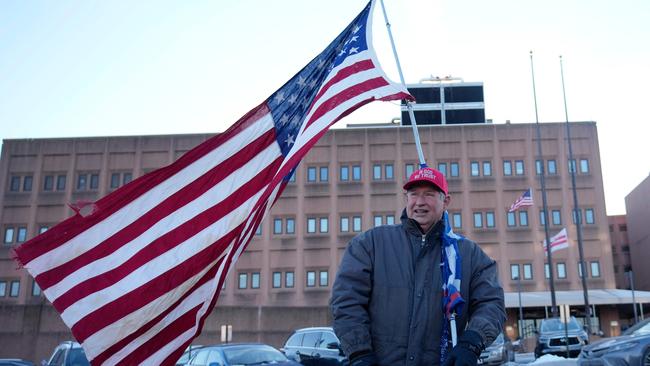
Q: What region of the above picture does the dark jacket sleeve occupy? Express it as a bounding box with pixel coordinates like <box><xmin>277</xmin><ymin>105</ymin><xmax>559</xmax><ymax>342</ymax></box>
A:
<box><xmin>330</xmin><ymin>232</ymin><xmax>374</xmax><ymax>357</ymax></box>
<box><xmin>465</xmin><ymin>240</ymin><xmax>506</xmax><ymax>346</ymax></box>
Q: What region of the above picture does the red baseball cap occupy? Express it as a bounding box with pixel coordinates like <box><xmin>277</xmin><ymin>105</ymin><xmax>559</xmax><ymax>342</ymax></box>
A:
<box><xmin>403</xmin><ymin>167</ymin><xmax>448</xmax><ymax>195</ymax></box>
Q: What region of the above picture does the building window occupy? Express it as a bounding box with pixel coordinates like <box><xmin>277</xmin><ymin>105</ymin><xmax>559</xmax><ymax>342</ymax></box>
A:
<box><xmin>32</xmin><ymin>281</ymin><xmax>41</xmax><ymax>296</ymax></box>
<box><xmin>470</xmin><ymin>162</ymin><xmax>480</xmax><ymax>177</ymax></box>
<box><xmin>507</xmin><ymin>212</ymin><xmax>516</xmax><ymax>227</ymax></box>
<box><xmin>23</xmin><ymin>176</ymin><xmax>33</xmax><ymax>191</ymax></box>
<box><xmin>353</xmin><ymin>216</ymin><xmax>362</xmax><ymax>232</ymax></box>
<box><xmin>535</xmin><ymin>160</ymin><xmax>543</xmax><ymax>175</ymax></box>
<box><xmin>511</xmin><ymin>264</ymin><xmax>520</xmax><ymax>280</ymax></box>
<box><xmin>591</xmin><ymin>261</ymin><xmax>600</xmax><ymax>278</ymax></box>
<box><xmin>548</xmin><ymin>160</ymin><xmax>557</xmax><ymax>175</ymax></box>
<box><xmin>568</xmin><ymin>159</ymin><xmax>577</xmax><ymax>173</ymax></box>
<box><xmin>340</xmin><ymin>217</ymin><xmax>350</xmax><ymax>232</ymax></box>
<box><xmin>578</xmin><ymin>261</ymin><xmax>584</xmax><ymax>278</ymax></box>
<box><xmin>4</xmin><ymin>227</ymin><xmax>15</xmax><ymax>244</ymax></box>
<box><xmin>545</xmin><ymin>263</ymin><xmax>550</xmax><ymax>279</ymax></box>
<box><xmin>238</xmin><ymin>273</ymin><xmax>248</xmax><ymax>289</ymax></box>
<box><xmin>515</xmin><ymin>160</ymin><xmax>525</xmax><ymax>175</ymax></box>
<box><xmin>56</xmin><ymin>175</ymin><xmax>67</xmax><ymax>190</ymax></box>
<box><xmin>0</xmin><ymin>281</ymin><xmax>6</xmax><ymax>296</ymax></box>
<box><xmin>352</xmin><ymin>165</ymin><xmax>362</xmax><ymax>181</ymax></box>
<box><xmin>374</xmin><ymin>215</ymin><xmax>382</xmax><ymax>227</ymax></box>
<box><xmin>585</xmin><ymin>209</ymin><xmax>595</xmax><ymax>224</ymax></box>
<box><xmin>10</xmin><ymin>281</ymin><xmax>20</xmax><ymax>297</ymax></box>
<box><xmin>437</xmin><ymin>163</ymin><xmax>447</xmax><ymax>177</ymax></box>
<box><xmin>251</xmin><ymin>272</ymin><xmax>260</xmax><ymax>289</ymax></box>
<box><xmin>319</xmin><ymin>271</ymin><xmax>328</xmax><ymax>287</ymax></box>
<box><xmin>39</xmin><ymin>226</ymin><xmax>49</xmax><ymax>234</ymax></box>
<box><xmin>572</xmin><ymin>209</ymin><xmax>582</xmax><ymax>224</ymax></box>
<box><xmin>306</xmin><ymin>271</ymin><xmax>316</xmax><ymax>287</ymax></box>
<box><xmin>307</xmin><ymin>167</ymin><xmax>317</xmax><ymax>182</ymax></box>
<box><xmin>340</xmin><ymin>165</ymin><xmax>349</xmax><ymax>181</ymax></box>
<box><xmin>452</xmin><ymin>213</ymin><xmax>462</xmax><ymax>229</ymax></box>
<box><xmin>503</xmin><ymin>161</ymin><xmax>512</xmax><ymax>176</ymax></box>
<box><xmin>43</xmin><ymin>175</ymin><xmax>54</xmax><ymax>191</ymax></box>
<box><xmin>10</xmin><ymin>176</ymin><xmax>21</xmax><ymax>192</ymax></box>
<box><xmin>523</xmin><ymin>264</ymin><xmax>533</xmax><ymax>280</ymax></box>
<box><xmin>319</xmin><ymin>218</ymin><xmax>328</xmax><ymax>233</ymax></box>
<box><xmin>557</xmin><ymin>263</ymin><xmax>567</xmax><ymax>279</ymax></box>
<box><xmin>473</xmin><ymin>213</ymin><xmax>483</xmax><ymax>228</ymax></box>
<box><xmin>16</xmin><ymin>227</ymin><xmax>27</xmax><ymax>243</ymax></box>
<box><xmin>405</xmin><ymin>163</ymin><xmax>415</xmax><ymax>178</ymax></box>
<box><xmin>307</xmin><ymin>218</ymin><xmax>317</xmax><ymax>233</ymax></box>
<box><xmin>319</xmin><ymin>166</ymin><xmax>329</xmax><ymax>182</ymax></box>
<box><xmin>77</xmin><ymin>173</ymin><xmax>98</xmax><ymax>191</ymax></box>
<box><xmin>486</xmin><ymin>212</ymin><xmax>495</xmax><ymax>228</ymax></box>
<box><xmin>450</xmin><ymin>162</ymin><xmax>460</xmax><ymax>177</ymax></box>
<box><xmin>540</xmin><ymin>210</ymin><xmax>546</xmax><ymax>226</ymax></box>
<box><xmin>255</xmin><ymin>224</ymin><xmax>262</xmax><ymax>236</ymax></box>
<box><xmin>519</xmin><ymin>211</ymin><xmax>529</xmax><ymax>226</ymax></box>
<box><xmin>373</xmin><ymin>164</ymin><xmax>382</xmax><ymax>180</ymax></box>
<box><xmin>385</xmin><ymin>164</ymin><xmax>394</xmax><ymax>180</ymax></box>
<box><xmin>272</xmin><ymin>272</ymin><xmax>281</xmax><ymax>288</ymax></box>
<box><xmin>110</xmin><ymin>173</ymin><xmax>120</xmax><ymax>189</ymax></box>
<box><xmin>386</xmin><ymin>215</ymin><xmax>395</xmax><ymax>225</ymax></box>
<box><xmin>273</xmin><ymin>219</ymin><xmax>282</xmax><ymax>234</ymax></box>
<box><xmin>110</xmin><ymin>172</ymin><xmax>131</xmax><ymax>189</ymax></box>
<box><xmin>288</xmin><ymin>170</ymin><xmax>296</xmax><ymax>182</ymax></box>
<box><xmin>483</xmin><ymin>161</ymin><xmax>492</xmax><ymax>176</ymax></box>
<box><xmin>285</xmin><ymin>271</ymin><xmax>294</xmax><ymax>288</ymax></box>
<box><xmin>552</xmin><ymin>210</ymin><xmax>562</xmax><ymax>225</ymax></box>
<box><xmin>580</xmin><ymin>159</ymin><xmax>589</xmax><ymax>174</ymax></box>
<box><xmin>286</xmin><ymin>218</ymin><xmax>295</xmax><ymax>234</ymax></box>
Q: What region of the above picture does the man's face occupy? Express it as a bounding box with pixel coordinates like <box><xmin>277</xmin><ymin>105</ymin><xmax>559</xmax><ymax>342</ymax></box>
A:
<box><xmin>405</xmin><ymin>183</ymin><xmax>450</xmax><ymax>233</ymax></box>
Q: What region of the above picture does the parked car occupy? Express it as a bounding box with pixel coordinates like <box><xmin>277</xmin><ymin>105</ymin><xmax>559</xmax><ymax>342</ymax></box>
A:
<box><xmin>176</xmin><ymin>345</ymin><xmax>204</xmax><ymax>366</ymax></box>
<box><xmin>186</xmin><ymin>343</ymin><xmax>299</xmax><ymax>366</ymax></box>
<box><xmin>534</xmin><ymin>317</ymin><xmax>589</xmax><ymax>358</ymax></box>
<box><xmin>45</xmin><ymin>341</ymin><xmax>90</xmax><ymax>366</ymax></box>
<box><xmin>282</xmin><ymin>327</ymin><xmax>348</xmax><ymax>365</ymax></box>
<box><xmin>478</xmin><ymin>333</ymin><xmax>514</xmax><ymax>365</ymax></box>
<box><xmin>0</xmin><ymin>359</ymin><xmax>35</xmax><ymax>366</ymax></box>
<box><xmin>578</xmin><ymin>318</ymin><xmax>650</xmax><ymax>365</ymax></box>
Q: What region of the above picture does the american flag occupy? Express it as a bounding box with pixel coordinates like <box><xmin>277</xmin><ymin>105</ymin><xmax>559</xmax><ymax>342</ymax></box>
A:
<box><xmin>508</xmin><ymin>188</ymin><xmax>534</xmax><ymax>212</ymax></box>
<box><xmin>13</xmin><ymin>2</ymin><xmax>412</xmax><ymax>365</ymax></box>
<box><xmin>543</xmin><ymin>228</ymin><xmax>569</xmax><ymax>253</ymax></box>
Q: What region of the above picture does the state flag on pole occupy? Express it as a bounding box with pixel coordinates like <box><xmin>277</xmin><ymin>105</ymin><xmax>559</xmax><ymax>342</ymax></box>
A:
<box><xmin>543</xmin><ymin>228</ymin><xmax>569</xmax><ymax>253</ymax></box>
<box><xmin>509</xmin><ymin>188</ymin><xmax>534</xmax><ymax>212</ymax></box>
<box><xmin>13</xmin><ymin>2</ymin><xmax>412</xmax><ymax>365</ymax></box>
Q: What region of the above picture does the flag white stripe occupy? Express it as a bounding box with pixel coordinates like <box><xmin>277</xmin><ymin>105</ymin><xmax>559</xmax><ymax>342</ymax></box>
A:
<box><xmin>26</xmin><ymin>114</ymin><xmax>275</xmax><ymax>273</ymax></box>
<box><xmin>45</xmin><ymin>140</ymin><xmax>280</xmax><ymax>302</ymax></box>
<box><xmin>61</xmin><ymin>188</ymin><xmax>265</xmax><ymax>326</ymax></box>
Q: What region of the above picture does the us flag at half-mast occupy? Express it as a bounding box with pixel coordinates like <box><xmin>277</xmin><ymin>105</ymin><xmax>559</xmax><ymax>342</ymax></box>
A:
<box><xmin>508</xmin><ymin>187</ymin><xmax>534</xmax><ymax>212</ymax></box>
<box><xmin>13</xmin><ymin>1</ymin><xmax>412</xmax><ymax>365</ymax></box>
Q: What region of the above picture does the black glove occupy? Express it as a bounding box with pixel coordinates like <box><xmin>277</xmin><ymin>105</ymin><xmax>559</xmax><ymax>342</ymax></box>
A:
<box><xmin>442</xmin><ymin>330</ymin><xmax>484</xmax><ymax>366</ymax></box>
<box><xmin>349</xmin><ymin>350</ymin><xmax>379</xmax><ymax>366</ymax></box>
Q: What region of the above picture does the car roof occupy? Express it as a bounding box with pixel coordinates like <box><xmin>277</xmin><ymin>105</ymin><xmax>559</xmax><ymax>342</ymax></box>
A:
<box><xmin>294</xmin><ymin>326</ymin><xmax>334</xmax><ymax>332</ymax></box>
<box><xmin>201</xmin><ymin>343</ymin><xmax>274</xmax><ymax>349</ymax></box>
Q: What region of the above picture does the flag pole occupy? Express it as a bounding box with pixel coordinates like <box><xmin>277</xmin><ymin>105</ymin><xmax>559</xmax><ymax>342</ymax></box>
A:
<box><xmin>560</xmin><ymin>55</ymin><xmax>592</xmax><ymax>334</ymax></box>
<box><xmin>530</xmin><ymin>51</ymin><xmax>558</xmax><ymax>317</ymax></box>
<box><xmin>378</xmin><ymin>0</ymin><xmax>427</xmax><ymax>168</ymax></box>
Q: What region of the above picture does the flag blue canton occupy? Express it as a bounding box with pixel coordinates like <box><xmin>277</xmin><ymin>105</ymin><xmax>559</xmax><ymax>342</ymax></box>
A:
<box><xmin>267</xmin><ymin>2</ymin><xmax>371</xmax><ymax>159</ymax></box>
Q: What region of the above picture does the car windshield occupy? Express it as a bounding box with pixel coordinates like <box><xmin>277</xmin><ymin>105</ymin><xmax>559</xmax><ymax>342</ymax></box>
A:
<box><xmin>223</xmin><ymin>345</ymin><xmax>288</xmax><ymax>365</ymax></box>
<box><xmin>540</xmin><ymin>318</ymin><xmax>581</xmax><ymax>332</ymax></box>
<box><xmin>65</xmin><ymin>348</ymin><xmax>90</xmax><ymax>366</ymax></box>
<box><xmin>488</xmin><ymin>333</ymin><xmax>504</xmax><ymax>346</ymax></box>
<box><xmin>623</xmin><ymin>320</ymin><xmax>650</xmax><ymax>336</ymax></box>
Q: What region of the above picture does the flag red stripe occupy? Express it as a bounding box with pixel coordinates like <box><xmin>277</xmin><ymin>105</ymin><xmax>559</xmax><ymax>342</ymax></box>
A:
<box><xmin>313</xmin><ymin>59</ymin><xmax>374</xmax><ymax>103</ymax></box>
<box><xmin>36</xmin><ymin>129</ymin><xmax>278</xmax><ymax>290</ymax></box>
<box><xmin>71</xmin><ymin>222</ymin><xmax>242</xmax><ymax>343</ymax></box>
<box><xmin>14</xmin><ymin>104</ymin><xmax>270</xmax><ymax>264</ymax></box>
<box><xmin>53</xmin><ymin>157</ymin><xmax>282</xmax><ymax>313</ymax></box>
<box><xmin>91</xmin><ymin>259</ymin><xmax>223</xmax><ymax>365</ymax></box>
<box><xmin>304</xmin><ymin>76</ymin><xmax>389</xmax><ymax>130</ymax></box>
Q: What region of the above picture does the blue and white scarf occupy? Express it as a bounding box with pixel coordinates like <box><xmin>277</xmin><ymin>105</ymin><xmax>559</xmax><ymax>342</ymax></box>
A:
<box><xmin>439</xmin><ymin>210</ymin><xmax>466</xmax><ymax>364</ymax></box>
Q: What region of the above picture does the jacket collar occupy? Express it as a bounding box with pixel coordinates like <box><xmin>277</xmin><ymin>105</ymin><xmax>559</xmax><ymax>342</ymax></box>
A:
<box><xmin>400</xmin><ymin>208</ymin><xmax>445</xmax><ymax>238</ymax></box>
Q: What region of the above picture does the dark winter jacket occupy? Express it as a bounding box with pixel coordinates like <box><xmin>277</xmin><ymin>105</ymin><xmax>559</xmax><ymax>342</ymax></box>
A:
<box><xmin>330</xmin><ymin>210</ymin><xmax>505</xmax><ymax>366</ymax></box>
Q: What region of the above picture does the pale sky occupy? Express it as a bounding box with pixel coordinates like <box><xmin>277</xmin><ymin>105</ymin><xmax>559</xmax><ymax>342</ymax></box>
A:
<box><xmin>1</xmin><ymin>0</ymin><xmax>649</xmax><ymax>215</ymax></box>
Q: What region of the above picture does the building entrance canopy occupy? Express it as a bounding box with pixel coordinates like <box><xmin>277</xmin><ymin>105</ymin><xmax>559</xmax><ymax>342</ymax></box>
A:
<box><xmin>505</xmin><ymin>289</ymin><xmax>650</xmax><ymax>308</ymax></box>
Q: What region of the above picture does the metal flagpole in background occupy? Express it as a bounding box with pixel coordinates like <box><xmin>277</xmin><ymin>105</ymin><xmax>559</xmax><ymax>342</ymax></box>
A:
<box><xmin>378</xmin><ymin>0</ymin><xmax>427</xmax><ymax>168</ymax></box>
<box><xmin>530</xmin><ymin>51</ymin><xmax>558</xmax><ymax>317</ymax></box>
<box><xmin>560</xmin><ymin>55</ymin><xmax>592</xmax><ymax>334</ymax></box>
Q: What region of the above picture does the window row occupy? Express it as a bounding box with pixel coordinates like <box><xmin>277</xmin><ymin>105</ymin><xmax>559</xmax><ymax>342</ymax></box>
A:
<box><xmin>7</xmin><ymin>171</ymin><xmax>134</xmax><ymax>193</ymax></box>
<box><xmin>258</xmin><ymin>215</ymin><xmax>386</xmax><ymax>236</ymax></box>
<box><xmin>236</xmin><ymin>270</ymin><xmax>328</xmax><ymax>289</ymax></box>
<box><xmin>3</xmin><ymin>225</ymin><xmax>49</xmax><ymax>245</ymax></box>
<box><xmin>510</xmin><ymin>261</ymin><xmax>601</xmax><ymax>280</ymax></box>
<box><xmin>0</xmin><ymin>280</ymin><xmax>41</xmax><ymax>298</ymax></box>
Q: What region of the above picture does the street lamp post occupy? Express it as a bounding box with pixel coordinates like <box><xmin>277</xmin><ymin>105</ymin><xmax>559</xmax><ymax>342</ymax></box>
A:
<box><xmin>516</xmin><ymin>275</ymin><xmax>525</xmax><ymax>339</ymax></box>
<box><xmin>628</xmin><ymin>270</ymin><xmax>638</xmax><ymax>324</ymax></box>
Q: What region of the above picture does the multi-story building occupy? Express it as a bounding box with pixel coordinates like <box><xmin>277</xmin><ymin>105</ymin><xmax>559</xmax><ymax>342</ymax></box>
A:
<box><xmin>608</xmin><ymin>215</ymin><xmax>632</xmax><ymax>289</ymax></box>
<box><xmin>0</xmin><ymin>121</ymin><xmax>627</xmax><ymax>360</ymax></box>
<box><xmin>625</xmin><ymin>174</ymin><xmax>650</xmax><ymax>291</ymax></box>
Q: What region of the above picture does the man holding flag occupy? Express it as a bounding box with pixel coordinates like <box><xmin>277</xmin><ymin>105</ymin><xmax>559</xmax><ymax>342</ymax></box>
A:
<box><xmin>331</xmin><ymin>167</ymin><xmax>505</xmax><ymax>366</ymax></box>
